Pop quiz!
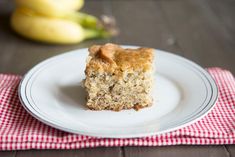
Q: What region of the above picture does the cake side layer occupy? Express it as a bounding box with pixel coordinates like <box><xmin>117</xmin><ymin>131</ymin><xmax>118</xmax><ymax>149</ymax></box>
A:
<box><xmin>84</xmin><ymin>71</ymin><xmax>153</xmax><ymax>111</ymax></box>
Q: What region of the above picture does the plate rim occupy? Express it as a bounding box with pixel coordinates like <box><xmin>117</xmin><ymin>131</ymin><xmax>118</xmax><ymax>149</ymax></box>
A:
<box><xmin>18</xmin><ymin>46</ymin><xmax>218</xmax><ymax>138</ymax></box>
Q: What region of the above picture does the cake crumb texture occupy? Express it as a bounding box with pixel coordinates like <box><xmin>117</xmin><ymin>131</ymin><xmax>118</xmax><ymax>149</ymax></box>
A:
<box><xmin>84</xmin><ymin>43</ymin><xmax>154</xmax><ymax>111</ymax></box>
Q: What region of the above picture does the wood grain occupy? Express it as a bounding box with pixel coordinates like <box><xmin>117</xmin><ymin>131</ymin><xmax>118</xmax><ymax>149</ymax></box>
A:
<box><xmin>110</xmin><ymin>0</ymin><xmax>182</xmax><ymax>53</ymax></box>
<box><xmin>0</xmin><ymin>151</ymin><xmax>16</xmax><ymax>157</ymax></box>
<box><xmin>207</xmin><ymin>0</ymin><xmax>235</xmax><ymax>38</ymax></box>
<box><xmin>227</xmin><ymin>145</ymin><xmax>235</xmax><ymax>157</ymax></box>
<box><xmin>124</xmin><ymin>146</ymin><xmax>230</xmax><ymax>157</ymax></box>
<box><xmin>16</xmin><ymin>148</ymin><xmax>122</xmax><ymax>157</ymax></box>
<box><xmin>159</xmin><ymin>0</ymin><xmax>235</xmax><ymax>73</ymax></box>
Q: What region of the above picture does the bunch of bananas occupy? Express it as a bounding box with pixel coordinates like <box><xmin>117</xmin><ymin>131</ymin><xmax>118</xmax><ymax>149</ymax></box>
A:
<box><xmin>11</xmin><ymin>0</ymin><xmax>117</xmax><ymax>44</ymax></box>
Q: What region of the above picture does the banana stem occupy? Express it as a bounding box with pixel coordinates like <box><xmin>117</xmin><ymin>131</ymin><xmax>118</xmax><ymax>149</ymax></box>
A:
<box><xmin>65</xmin><ymin>12</ymin><xmax>99</xmax><ymax>29</ymax></box>
<box><xmin>84</xmin><ymin>28</ymin><xmax>110</xmax><ymax>40</ymax></box>
<box><xmin>65</xmin><ymin>12</ymin><xmax>119</xmax><ymax>39</ymax></box>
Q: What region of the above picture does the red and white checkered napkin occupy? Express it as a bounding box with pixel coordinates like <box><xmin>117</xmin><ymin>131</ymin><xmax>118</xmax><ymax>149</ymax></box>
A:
<box><xmin>0</xmin><ymin>68</ymin><xmax>234</xmax><ymax>150</ymax></box>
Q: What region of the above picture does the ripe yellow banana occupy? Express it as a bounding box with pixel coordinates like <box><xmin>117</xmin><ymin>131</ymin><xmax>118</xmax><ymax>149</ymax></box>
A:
<box><xmin>15</xmin><ymin>0</ymin><xmax>84</xmax><ymax>18</ymax></box>
<box><xmin>11</xmin><ymin>8</ymin><xmax>85</xmax><ymax>44</ymax></box>
<box><xmin>11</xmin><ymin>8</ymin><xmax>111</xmax><ymax>44</ymax></box>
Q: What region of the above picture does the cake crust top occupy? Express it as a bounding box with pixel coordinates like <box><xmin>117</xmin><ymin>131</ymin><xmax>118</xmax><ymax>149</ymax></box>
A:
<box><xmin>86</xmin><ymin>43</ymin><xmax>154</xmax><ymax>73</ymax></box>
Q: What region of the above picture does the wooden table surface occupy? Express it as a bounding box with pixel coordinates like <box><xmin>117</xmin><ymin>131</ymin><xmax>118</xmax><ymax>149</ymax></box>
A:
<box><xmin>0</xmin><ymin>0</ymin><xmax>235</xmax><ymax>156</ymax></box>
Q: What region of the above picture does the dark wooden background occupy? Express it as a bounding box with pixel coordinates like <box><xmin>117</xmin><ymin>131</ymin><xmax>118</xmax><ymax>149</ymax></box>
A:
<box><xmin>0</xmin><ymin>0</ymin><xmax>234</xmax><ymax>156</ymax></box>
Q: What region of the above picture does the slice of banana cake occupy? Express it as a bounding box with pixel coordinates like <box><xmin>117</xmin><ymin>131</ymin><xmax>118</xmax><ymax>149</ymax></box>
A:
<box><xmin>84</xmin><ymin>43</ymin><xmax>154</xmax><ymax>111</ymax></box>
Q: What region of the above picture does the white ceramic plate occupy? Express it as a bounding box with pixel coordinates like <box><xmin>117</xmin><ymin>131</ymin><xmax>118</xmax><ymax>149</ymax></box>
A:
<box><xmin>19</xmin><ymin>46</ymin><xmax>218</xmax><ymax>138</ymax></box>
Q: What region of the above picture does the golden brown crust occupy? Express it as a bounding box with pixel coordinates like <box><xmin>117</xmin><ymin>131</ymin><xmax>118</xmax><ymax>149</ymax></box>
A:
<box><xmin>86</xmin><ymin>43</ymin><xmax>154</xmax><ymax>74</ymax></box>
